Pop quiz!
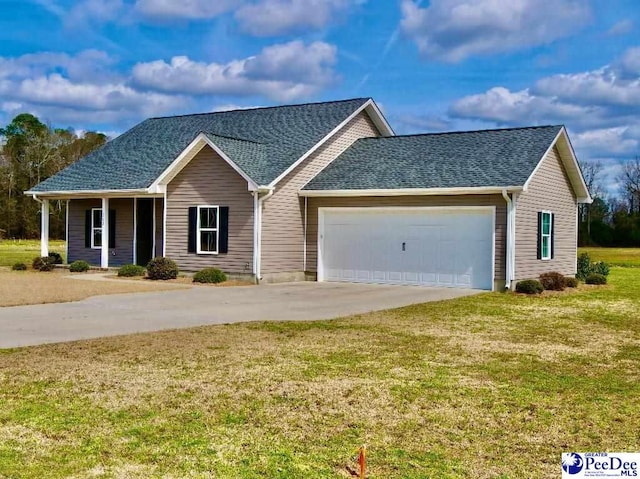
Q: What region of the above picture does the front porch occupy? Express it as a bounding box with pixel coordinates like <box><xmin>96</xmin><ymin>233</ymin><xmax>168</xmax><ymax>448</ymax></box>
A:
<box><xmin>39</xmin><ymin>196</ymin><xmax>164</xmax><ymax>269</ymax></box>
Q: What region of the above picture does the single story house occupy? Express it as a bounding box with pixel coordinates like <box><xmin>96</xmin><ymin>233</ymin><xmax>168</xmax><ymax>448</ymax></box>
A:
<box><xmin>27</xmin><ymin>98</ymin><xmax>591</xmax><ymax>290</ymax></box>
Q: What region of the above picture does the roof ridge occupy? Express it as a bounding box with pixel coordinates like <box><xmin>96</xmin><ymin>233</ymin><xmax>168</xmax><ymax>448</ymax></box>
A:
<box><xmin>148</xmin><ymin>98</ymin><xmax>371</xmax><ymax>120</ymax></box>
<box><xmin>362</xmin><ymin>124</ymin><xmax>564</xmax><ymax>140</ymax></box>
<box><xmin>205</xmin><ymin>132</ymin><xmax>264</xmax><ymax>145</ymax></box>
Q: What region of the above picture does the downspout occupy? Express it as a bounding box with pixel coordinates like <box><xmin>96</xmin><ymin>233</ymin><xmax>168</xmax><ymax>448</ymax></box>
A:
<box><xmin>502</xmin><ymin>189</ymin><xmax>515</xmax><ymax>289</ymax></box>
<box><xmin>253</xmin><ymin>186</ymin><xmax>274</xmax><ymax>283</ymax></box>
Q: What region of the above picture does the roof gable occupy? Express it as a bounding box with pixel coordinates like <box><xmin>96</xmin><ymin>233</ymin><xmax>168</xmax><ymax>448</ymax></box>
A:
<box><xmin>30</xmin><ymin>98</ymin><xmax>371</xmax><ymax>193</ymax></box>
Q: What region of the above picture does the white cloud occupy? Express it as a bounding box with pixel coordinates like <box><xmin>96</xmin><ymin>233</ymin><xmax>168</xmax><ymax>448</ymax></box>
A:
<box><xmin>573</xmin><ymin>127</ymin><xmax>639</xmax><ymax>157</ymax></box>
<box><xmin>0</xmin><ymin>51</ymin><xmax>189</xmax><ymax>128</ymax></box>
<box><xmin>131</xmin><ymin>41</ymin><xmax>338</xmax><ymax>101</ymax></box>
<box><xmin>66</xmin><ymin>0</ymin><xmax>124</xmax><ymax>25</ymax></box>
<box><xmin>450</xmin><ymin>86</ymin><xmax>596</xmax><ymax>125</ymax></box>
<box><xmin>607</xmin><ymin>19</ymin><xmax>634</xmax><ymax>36</ymax></box>
<box><xmin>400</xmin><ymin>0</ymin><xmax>591</xmax><ymax>62</ymax></box>
<box><xmin>534</xmin><ymin>69</ymin><xmax>640</xmax><ymax>108</ymax></box>
<box><xmin>134</xmin><ymin>0</ymin><xmax>239</xmax><ymax>20</ymax></box>
<box><xmin>235</xmin><ymin>0</ymin><xmax>364</xmax><ymax>36</ymax></box>
<box><xmin>4</xmin><ymin>74</ymin><xmax>185</xmax><ymax>114</ymax></box>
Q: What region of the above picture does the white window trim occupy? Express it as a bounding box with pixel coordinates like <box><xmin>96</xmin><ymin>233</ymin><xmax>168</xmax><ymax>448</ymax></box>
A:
<box><xmin>196</xmin><ymin>205</ymin><xmax>219</xmax><ymax>255</ymax></box>
<box><xmin>540</xmin><ymin>210</ymin><xmax>553</xmax><ymax>261</ymax></box>
<box><xmin>91</xmin><ymin>207</ymin><xmax>103</xmax><ymax>250</ymax></box>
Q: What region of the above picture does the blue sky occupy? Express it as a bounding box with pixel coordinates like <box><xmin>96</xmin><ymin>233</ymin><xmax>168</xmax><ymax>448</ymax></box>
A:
<box><xmin>1</xmin><ymin>0</ymin><xmax>639</xmax><ymax>194</ymax></box>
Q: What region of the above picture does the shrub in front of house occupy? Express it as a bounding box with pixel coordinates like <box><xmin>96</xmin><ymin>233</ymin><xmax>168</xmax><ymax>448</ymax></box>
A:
<box><xmin>12</xmin><ymin>262</ymin><xmax>27</xmax><ymax>271</ymax></box>
<box><xmin>32</xmin><ymin>256</ymin><xmax>55</xmax><ymax>272</ymax></box>
<box><xmin>576</xmin><ymin>252</ymin><xmax>591</xmax><ymax>281</ymax></box>
<box><xmin>539</xmin><ymin>272</ymin><xmax>566</xmax><ymax>291</ymax></box>
<box><xmin>564</xmin><ymin>276</ymin><xmax>579</xmax><ymax>288</ymax></box>
<box><xmin>146</xmin><ymin>257</ymin><xmax>178</xmax><ymax>280</ymax></box>
<box><xmin>585</xmin><ymin>273</ymin><xmax>607</xmax><ymax>285</ymax></box>
<box><xmin>193</xmin><ymin>267</ymin><xmax>227</xmax><ymax>284</ymax></box>
<box><xmin>48</xmin><ymin>252</ymin><xmax>63</xmax><ymax>264</ymax></box>
<box><xmin>590</xmin><ymin>261</ymin><xmax>610</xmax><ymax>277</ymax></box>
<box><xmin>118</xmin><ymin>264</ymin><xmax>145</xmax><ymax>277</ymax></box>
<box><xmin>576</xmin><ymin>252</ymin><xmax>611</xmax><ymax>281</ymax></box>
<box><xmin>515</xmin><ymin>279</ymin><xmax>544</xmax><ymax>294</ymax></box>
<box><xmin>69</xmin><ymin>260</ymin><xmax>90</xmax><ymax>273</ymax></box>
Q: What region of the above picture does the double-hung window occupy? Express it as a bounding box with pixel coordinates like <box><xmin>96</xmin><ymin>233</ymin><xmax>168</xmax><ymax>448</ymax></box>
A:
<box><xmin>91</xmin><ymin>208</ymin><xmax>103</xmax><ymax>249</ymax></box>
<box><xmin>197</xmin><ymin>206</ymin><xmax>219</xmax><ymax>254</ymax></box>
<box><xmin>540</xmin><ymin>211</ymin><xmax>552</xmax><ymax>260</ymax></box>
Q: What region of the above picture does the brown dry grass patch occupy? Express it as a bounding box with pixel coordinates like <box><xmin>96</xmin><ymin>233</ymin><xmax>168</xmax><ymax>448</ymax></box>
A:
<box><xmin>0</xmin><ymin>269</ymin><xmax>188</xmax><ymax>307</ymax></box>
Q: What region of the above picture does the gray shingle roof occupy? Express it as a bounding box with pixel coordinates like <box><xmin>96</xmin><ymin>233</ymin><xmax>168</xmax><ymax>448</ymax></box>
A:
<box><xmin>303</xmin><ymin>125</ymin><xmax>563</xmax><ymax>191</ymax></box>
<box><xmin>31</xmin><ymin>98</ymin><xmax>370</xmax><ymax>192</ymax></box>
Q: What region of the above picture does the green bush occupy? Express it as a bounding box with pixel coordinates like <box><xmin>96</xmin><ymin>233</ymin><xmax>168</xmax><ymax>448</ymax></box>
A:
<box><xmin>146</xmin><ymin>257</ymin><xmax>178</xmax><ymax>280</ymax></box>
<box><xmin>590</xmin><ymin>261</ymin><xmax>610</xmax><ymax>277</ymax></box>
<box><xmin>515</xmin><ymin>279</ymin><xmax>544</xmax><ymax>294</ymax></box>
<box><xmin>576</xmin><ymin>252</ymin><xmax>610</xmax><ymax>280</ymax></box>
<box><xmin>118</xmin><ymin>264</ymin><xmax>145</xmax><ymax>277</ymax></box>
<box><xmin>564</xmin><ymin>276</ymin><xmax>579</xmax><ymax>288</ymax></box>
<box><xmin>11</xmin><ymin>262</ymin><xmax>27</xmax><ymax>271</ymax></box>
<box><xmin>193</xmin><ymin>268</ymin><xmax>227</xmax><ymax>284</ymax></box>
<box><xmin>577</xmin><ymin>253</ymin><xmax>591</xmax><ymax>281</ymax></box>
<box><xmin>69</xmin><ymin>260</ymin><xmax>90</xmax><ymax>273</ymax></box>
<box><xmin>32</xmin><ymin>256</ymin><xmax>55</xmax><ymax>272</ymax></box>
<box><xmin>48</xmin><ymin>252</ymin><xmax>63</xmax><ymax>264</ymax></box>
<box><xmin>539</xmin><ymin>272</ymin><xmax>566</xmax><ymax>291</ymax></box>
<box><xmin>585</xmin><ymin>273</ymin><xmax>607</xmax><ymax>285</ymax></box>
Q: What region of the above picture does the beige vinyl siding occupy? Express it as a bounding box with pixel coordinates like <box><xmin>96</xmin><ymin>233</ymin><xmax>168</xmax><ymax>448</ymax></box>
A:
<box><xmin>306</xmin><ymin>195</ymin><xmax>507</xmax><ymax>281</ymax></box>
<box><xmin>515</xmin><ymin>146</ymin><xmax>578</xmax><ymax>280</ymax></box>
<box><xmin>261</xmin><ymin>111</ymin><xmax>381</xmax><ymax>275</ymax></box>
<box><xmin>165</xmin><ymin>145</ymin><xmax>254</xmax><ymax>273</ymax></box>
<box><xmin>67</xmin><ymin>198</ymin><xmax>134</xmax><ymax>267</ymax></box>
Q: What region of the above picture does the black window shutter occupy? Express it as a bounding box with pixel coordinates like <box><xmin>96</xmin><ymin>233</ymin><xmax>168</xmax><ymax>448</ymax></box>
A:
<box><xmin>109</xmin><ymin>209</ymin><xmax>116</xmax><ymax>248</ymax></box>
<box><xmin>85</xmin><ymin>210</ymin><xmax>91</xmax><ymax>248</ymax></box>
<box><xmin>550</xmin><ymin>213</ymin><xmax>555</xmax><ymax>259</ymax></box>
<box><xmin>536</xmin><ymin>212</ymin><xmax>542</xmax><ymax>260</ymax></box>
<box><xmin>219</xmin><ymin>206</ymin><xmax>229</xmax><ymax>254</ymax></box>
<box><xmin>188</xmin><ymin>207</ymin><xmax>197</xmax><ymax>253</ymax></box>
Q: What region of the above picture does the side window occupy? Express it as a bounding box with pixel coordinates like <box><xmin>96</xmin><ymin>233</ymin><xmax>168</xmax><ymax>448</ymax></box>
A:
<box><xmin>538</xmin><ymin>211</ymin><xmax>554</xmax><ymax>260</ymax></box>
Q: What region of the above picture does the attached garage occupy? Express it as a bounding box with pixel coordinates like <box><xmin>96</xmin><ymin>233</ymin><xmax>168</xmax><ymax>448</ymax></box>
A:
<box><xmin>318</xmin><ymin>207</ymin><xmax>495</xmax><ymax>290</ymax></box>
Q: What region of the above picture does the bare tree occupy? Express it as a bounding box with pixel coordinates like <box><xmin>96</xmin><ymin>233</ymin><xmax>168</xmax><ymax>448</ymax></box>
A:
<box><xmin>578</xmin><ymin>159</ymin><xmax>604</xmax><ymax>239</ymax></box>
<box><xmin>618</xmin><ymin>156</ymin><xmax>640</xmax><ymax>213</ymax></box>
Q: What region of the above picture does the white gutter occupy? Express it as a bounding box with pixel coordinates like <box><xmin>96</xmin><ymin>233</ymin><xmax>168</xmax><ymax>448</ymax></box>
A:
<box><xmin>300</xmin><ymin>186</ymin><xmax>524</xmax><ymax>197</ymax></box>
<box><xmin>502</xmin><ymin>189</ymin><xmax>517</xmax><ymax>289</ymax></box>
<box><xmin>253</xmin><ymin>186</ymin><xmax>275</xmax><ymax>282</ymax></box>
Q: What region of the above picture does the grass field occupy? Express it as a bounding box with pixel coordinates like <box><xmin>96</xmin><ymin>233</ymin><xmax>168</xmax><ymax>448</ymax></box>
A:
<box><xmin>579</xmin><ymin>247</ymin><xmax>640</xmax><ymax>267</ymax></box>
<box><xmin>0</xmin><ymin>239</ymin><xmax>66</xmax><ymax>267</ymax></box>
<box><xmin>1</xmin><ymin>267</ymin><xmax>638</xmax><ymax>478</ymax></box>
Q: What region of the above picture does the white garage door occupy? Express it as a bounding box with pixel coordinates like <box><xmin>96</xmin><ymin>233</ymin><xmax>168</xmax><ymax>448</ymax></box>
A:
<box><xmin>319</xmin><ymin>207</ymin><xmax>495</xmax><ymax>290</ymax></box>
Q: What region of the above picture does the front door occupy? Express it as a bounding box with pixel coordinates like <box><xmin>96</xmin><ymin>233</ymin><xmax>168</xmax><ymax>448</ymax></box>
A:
<box><xmin>136</xmin><ymin>199</ymin><xmax>154</xmax><ymax>267</ymax></box>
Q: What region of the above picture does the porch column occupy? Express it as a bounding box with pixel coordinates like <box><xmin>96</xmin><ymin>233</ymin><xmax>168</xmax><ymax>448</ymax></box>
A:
<box><xmin>101</xmin><ymin>197</ymin><xmax>109</xmax><ymax>268</ymax></box>
<box><xmin>40</xmin><ymin>199</ymin><xmax>49</xmax><ymax>257</ymax></box>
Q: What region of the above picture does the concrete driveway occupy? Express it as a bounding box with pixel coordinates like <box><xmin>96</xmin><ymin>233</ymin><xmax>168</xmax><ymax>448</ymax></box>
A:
<box><xmin>0</xmin><ymin>282</ymin><xmax>481</xmax><ymax>348</ymax></box>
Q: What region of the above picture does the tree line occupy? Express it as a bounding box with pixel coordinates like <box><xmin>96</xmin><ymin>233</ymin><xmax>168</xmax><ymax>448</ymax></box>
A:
<box><xmin>0</xmin><ymin>113</ymin><xmax>107</xmax><ymax>239</ymax></box>
<box><xmin>579</xmin><ymin>157</ymin><xmax>640</xmax><ymax>247</ymax></box>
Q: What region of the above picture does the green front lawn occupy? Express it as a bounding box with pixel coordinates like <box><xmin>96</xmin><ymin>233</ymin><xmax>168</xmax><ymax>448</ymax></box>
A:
<box><xmin>0</xmin><ymin>239</ymin><xmax>66</xmax><ymax>267</ymax></box>
<box><xmin>1</xmin><ymin>267</ymin><xmax>639</xmax><ymax>477</ymax></box>
<box><xmin>579</xmin><ymin>247</ymin><xmax>640</xmax><ymax>267</ymax></box>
